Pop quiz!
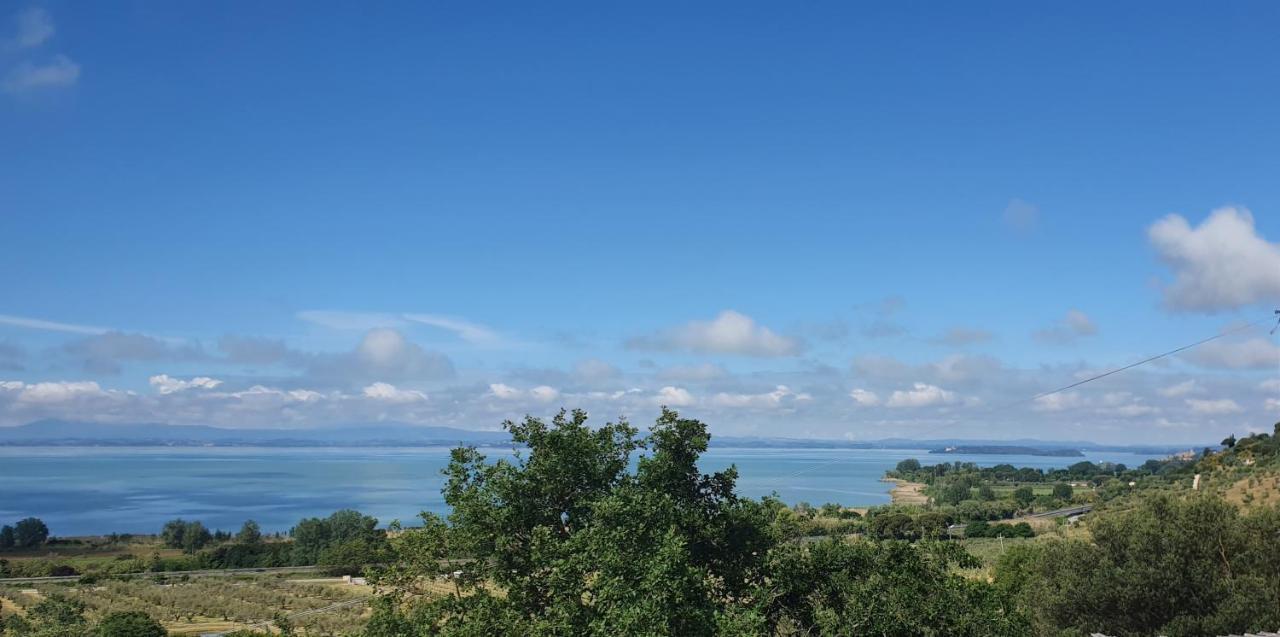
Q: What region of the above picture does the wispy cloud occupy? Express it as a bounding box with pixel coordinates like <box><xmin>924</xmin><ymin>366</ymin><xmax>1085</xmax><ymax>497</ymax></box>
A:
<box><xmin>6</xmin><ymin>7</ymin><xmax>54</xmax><ymax>49</ymax></box>
<box><xmin>3</xmin><ymin>54</ymin><xmax>79</xmax><ymax>94</ymax></box>
<box><xmin>403</xmin><ymin>314</ymin><xmax>501</xmax><ymax>346</ymax></box>
<box><xmin>0</xmin><ymin>313</ymin><xmax>110</xmax><ymax>335</ymax></box>
<box><xmin>1033</xmin><ymin>309</ymin><xmax>1098</xmax><ymax>344</ymax></box>
<box><xmin>298</xmin><ymin>310</ymin><xmax>506</xmax><ymax>346</ymax></box>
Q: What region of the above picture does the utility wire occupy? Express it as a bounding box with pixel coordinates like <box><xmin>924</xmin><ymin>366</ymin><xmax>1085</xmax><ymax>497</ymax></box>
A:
<box><xmin>762</xmin><ymin>314</ymin><xmax>1277</xmax><ymax>487</ymax></box>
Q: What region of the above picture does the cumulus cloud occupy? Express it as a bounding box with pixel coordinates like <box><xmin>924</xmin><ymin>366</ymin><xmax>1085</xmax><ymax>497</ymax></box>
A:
<box><xmin>710</xmin><ymin>385</ymin><xmax>810</xmax><ymax>409</ymax></box>
<box><xmin>486</xmin><ymin>383</ymin><xmax>560</xmax><ymax>403</ymax></box>
<box><xmin>627</xmin><ymin>310</ymin><xmax>802</xmax><ymax>357</ymax></box>
<box><xmin>886</xmin><ymin>383</ymin><xmax>958</xmax><ymax>408</ymax></box>
<box><xmin>1149</xmin><ymin>207</ymin><xmax>1280</xmax><ymax>312</ymax></box>
<box><xmin>2</xmin><ymin>380</ymin><xmax>110</xmax><ymax>403</ymax></box>
<box><xmin>1003</xmin><ymin>198</ymin><xmax>1039</xmax><ymax>232</ymax></box>
<box><xmin>6</xmin><ymin>7</ymin><xmax>54</xmax><ymax>49</ymax></box>
<box><xmin>1185</xmin><ymin>398</ymin><xmax>1244</xmax><ymax>415</ymax></box>
<box><xmin>655</xmin><ymin>386</ymin><xmax>694</xmax><ymax>407</ymax></box>
<box><xmin>362</xmin><ymin>382</ymin><xmax>427</xmax><ymax>403</ymax></box>
<box><xmin>307</xmin><ymin>328</ymin><xmax>455</xmax><ymax>384</ymax></box>
<box><xmin>149</xmin><ymin>375</ymin><xmax>222</xmax><ymax>394</ymax></box>
<box><xmin>3</xmin><ymin>54</ymin><xmax>79</xmax><ymax>94</ymax></box>
<box><xmin>1158</xmin><ymin>380</ymin><xmax>1198</xmax><ymax>398</ymax></box>
<box><xmin>1184</xmin><ymin>336</ymin><xmax>1280</xmax><ymax>370</ymax></box>
<box><xmin>1032</xmin><ymin>392</ymin><xmax>1084</xmax><ymax>412</ymax></box>
<box><xmin>848</xmin><ymin>388</ymin><xmax>880</xmax><ymax>406</ymax></box>
<box><xmin>1033</xmin><ymin>309</ymin><xmax>1098</xmax><ymax>344</ymax></box>
<box><xmin>63</xmin><ymin>332</ymin><xmax>204</xmax><ymax>374</ymax></box>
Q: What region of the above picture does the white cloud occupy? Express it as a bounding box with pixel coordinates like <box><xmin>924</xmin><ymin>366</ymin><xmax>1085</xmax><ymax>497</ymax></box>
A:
<box><xmin>848</xmin><ymin>388</ymin><xmax>880</xmax><ymax>406</ymax></box>
<box><xmin>711</xmin><ymin>385</ymin><xmax>810</xmax><ymax>409</ymax></box>
<box><xmin>3</xmin><ymin>54</ymin><xmax>79</xmax><ymax>94</ymax></box>
<box><xmin>1033</xmin><ymin>309</ymin><xmax>1098</xmax><ymax>344</ymax></box>
<box><xmin>0</xmin><ymin>313</ymin><xmax>109</xmax><ymax>335</ymax></box>
<box><xmin>362</xmin><ymin>382</ymin><xmax>427</xmax><ymax>403</ymax></box>
<box><xmin>627</xmin><ymin>310</ymin><xmax>802</xmax><ymax>357</ymax></box>
<box><xmin>1261</xmin><ymin>379</ymin><xmax>1280</xmax><ymax>393</ymax></box>
<box><xmin>655</xmin><ymin>386</ymin><xmax>694</xmax><ymax>407</ymax></box>
<box><xmin>4</xmin><ymin>380</ymin><xmax>109</xmax><ymax>403</ymax></box>
<box><xmin>297</xmin><ymin>310</ymin><xmax>405</xmax><ymax>330</ymax></box>
<box><xmin>149</xmin><ymin>375</ymin><xmax>223</xmax><ymax>394</ymax></box>
<box><xmin>403</xmin><ymin>314</ymin><xmax>501</xmax><ymax>345</ymax></box>
<box><xmin>7</xmin><ymin>8</ymin><xmax>54</xmax><ymax>49</ymax></box>
<box><xmin>1032</xmin><ymin>392</ymin><xmax>1084</xmax><ymax>412</ymax></box>
<box><xmin>1003</xmin><ymin>198</ymin><xmax>1039</xmax><ymax>232</ymax></box>
<box><xmin>529</xmin><ymin>385</ymin><xmax>560</xmax><ymax>403</ymax></box>
<box><xmin>1158</xmin><ymin>380</ymin><xmax>1198</xmax><ymax>397</ymax></box>
<box><xmin>1185</xmin><ymin>398</ymin><xmax>1243</xmax><ymax>415</ymax></box>
<box><xmin>485</xmin><ymin>383</ymin><xmax>559</xmax><ymax>403</ymax></box>
<box><xmin>488</xmin><ymin>383</ymin><xmax>520</xmax><ymax>399</ymax></box>
<box><xmin>886</xmin><ymin>383</ymin><xmax>958</xmax><ymax>408</ymax></box>
<box><xmin>1185</xmin><ymin>336</ymin><xmax>1280</xmax><ymax>370</ymax></box>
<box><xmin>1149</xmin><ymin>207</ymin><xmax>1280</xmax><ymax>312</ymax></box>
<box><xmin>1265</xmin><ymin>398</ymin><xmax>1280</xmax><ymax>413</ymax></box>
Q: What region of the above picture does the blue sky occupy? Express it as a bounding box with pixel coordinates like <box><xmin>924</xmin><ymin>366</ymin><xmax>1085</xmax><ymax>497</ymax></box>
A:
<box><xmin>1</xmin><ymin>2</ymin><xmax>1278</xmax><ymax>443</ymax></box>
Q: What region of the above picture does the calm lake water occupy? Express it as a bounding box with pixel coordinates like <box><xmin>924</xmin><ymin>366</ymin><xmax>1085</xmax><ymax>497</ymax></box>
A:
<box><xmin>0</xmin><ymin>446</ymin><xmax>1163</xmax><ymax>536</ymax></box>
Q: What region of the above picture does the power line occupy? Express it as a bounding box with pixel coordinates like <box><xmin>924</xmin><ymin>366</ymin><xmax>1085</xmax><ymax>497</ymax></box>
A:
<box><xmin>762</xmin><ymin>314</ymin><xmax>1276</xmax><ymax>487</ymax></box>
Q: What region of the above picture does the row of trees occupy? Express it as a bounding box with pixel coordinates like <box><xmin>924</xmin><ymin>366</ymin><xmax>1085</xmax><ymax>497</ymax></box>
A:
<box><xmin>0</xmin><ymin>519</ymin><xmax>47</xmax><ymax>550</ymax></box>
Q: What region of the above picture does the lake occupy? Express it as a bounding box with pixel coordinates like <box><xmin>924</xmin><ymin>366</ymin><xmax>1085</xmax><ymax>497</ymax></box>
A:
<box><xmin>0</xmin><ymin>446</ymin><xmax>1163</xmax><ymax>536</ymax></box>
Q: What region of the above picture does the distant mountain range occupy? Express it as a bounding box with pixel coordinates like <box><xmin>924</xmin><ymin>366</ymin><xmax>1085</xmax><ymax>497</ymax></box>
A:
<box><xmin>0</xmin><ymin>419</ymin><xmax>1197</xmax><ymax>455</ymax></box>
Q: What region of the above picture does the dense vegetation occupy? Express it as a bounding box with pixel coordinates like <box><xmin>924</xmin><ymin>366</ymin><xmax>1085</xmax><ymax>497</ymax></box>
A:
<box><xmin>4</xmin><ymin>413</ymin><xmax>1279</xmax><ymax>636</ymax></box>
<box><xmin>360</xmin><ymin>409</ymin><xmax>1029</xmax><ymax>636</ymax></box>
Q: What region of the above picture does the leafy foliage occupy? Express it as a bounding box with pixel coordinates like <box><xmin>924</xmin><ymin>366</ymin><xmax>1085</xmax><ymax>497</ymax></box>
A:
<box><xmin>364</xmin><ymin>408</ymin><xmax>1027</xmax><ymax>636</ymax></box>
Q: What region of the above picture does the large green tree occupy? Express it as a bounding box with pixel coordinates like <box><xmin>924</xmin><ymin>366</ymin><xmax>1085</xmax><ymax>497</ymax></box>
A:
<box><xmin>365</xmin><ymin>408</ymin><xmax>1027</xmax><ymax>636</ymax></box>
<box><xmin>998</xmin><ymin>494</ymin><xmax>1280</xmax><ymax>636</ymax></box>
<box><xmin>12</xmin><ymin>518</ymin><xmax>48</xmax><ymax>548</ymax></box>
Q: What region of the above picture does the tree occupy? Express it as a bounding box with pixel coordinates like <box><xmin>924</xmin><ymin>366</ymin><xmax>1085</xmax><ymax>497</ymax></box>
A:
<box><xmin>1222</xmin><ymin>434</ymin><xmax>1237</xmax><ymax>448</ymax></box>
<box><xmin>1051</xmin><ymin>483</ymin><xmax>1073</xmax><ymax>500</ymax></box>
<box><xmin>896</xmin><ymin>458</ymin><xmax>922</xmax><ymax>474</ymax></box>
<box><xmin>365</xmin><ymin>408</ymin><xmax>1028</xmax><ymax>636</ymax></box>
<box><xmin>1012</xmin><ymin>486</ymin><xmax>1035</xmax><ymax>507</ymax></box>
<box><xmin>13</xmin><ymin>517</ymin><xmax>49</xmax><ymax>548</ymax></box>
<box><xmin>181</xmin><ymin>521</ymin><xmax>211</xmax><ymax>554</ymax></box>
<box><xmin>0</xmin><ymin>524</ymin><xmax>14</xmax><ymax>549</ymax></box>
<box><xmin>940</xmin><ymin>482</ymin><xmax>972</xmax><ymax>505</ymax></box>
<box><xmin>998</xmin><ymin>494</ymin><xmax>1280</xmax><ymax>636</ymax></box>
<box><xmin>160</xmin><ymin>519</ymin><xmax>188</xmax><ymax>548</ymax></box>
<box><xmin>95</xmin><ymin>611</ymin><xmax>167</xmax><ymax>637</ymax></box>
<box><xmin>977</xmin><ymin>485</ymin><xmax>996</xmax><ymax>501</ymax></box>
<box><xmin>16</xmin><ymin>594</ymin><xmax>88</xmax><ymax>637</ymax></box>
<box><xmin>291</xmin><ymin>509</ymin><xmax>384</xmax><ymax>566</ymax></box>
<box><xmin>236</xmin><ymin>520</ymin><xmax>262</xmax><ymax>545</ymax></box>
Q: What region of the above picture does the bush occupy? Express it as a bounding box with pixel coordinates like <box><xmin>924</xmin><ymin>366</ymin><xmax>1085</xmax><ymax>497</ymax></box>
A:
<box><xmin>96</xmin><ymin>611</ymin><xmax>167</xmax><ymax>637</ymax></box>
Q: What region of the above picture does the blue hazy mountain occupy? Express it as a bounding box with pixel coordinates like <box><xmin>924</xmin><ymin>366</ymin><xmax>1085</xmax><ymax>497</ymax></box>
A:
<box><xmin>0</xmin><ymin>420</ymin><xmax>1194</xmax><ymax>455</ymax></box>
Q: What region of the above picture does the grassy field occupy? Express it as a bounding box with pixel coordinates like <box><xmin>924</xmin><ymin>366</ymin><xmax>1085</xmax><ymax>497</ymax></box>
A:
<box><xmin>0</xmin><ymin>575</ymin><xmax>380</xmax><ymax>636</ymax></box>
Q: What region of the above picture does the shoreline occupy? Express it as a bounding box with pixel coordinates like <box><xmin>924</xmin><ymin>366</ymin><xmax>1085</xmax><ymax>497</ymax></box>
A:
<box><xmin>884</xmin><ymin>478</ymin><xmax>929</xmax><ymax>505</ymax></box>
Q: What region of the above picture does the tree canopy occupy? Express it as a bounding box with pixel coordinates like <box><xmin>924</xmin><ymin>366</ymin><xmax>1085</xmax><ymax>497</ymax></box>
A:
<box><xmin>364</xmin><ymin>408</ymin><xmax>1027</xmax><ymax>636</ymax></box>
